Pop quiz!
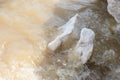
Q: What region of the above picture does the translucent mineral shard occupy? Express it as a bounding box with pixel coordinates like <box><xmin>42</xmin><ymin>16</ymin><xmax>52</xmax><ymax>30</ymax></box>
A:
<box><xmin>107</xmin><ymin>0</ymin><xmax>120</xmax><ymax>23</ymax></box>
<box><xmin>75</xmin><ymin>28</ymin><xmax>95</xmax><ymax>64</ymax></box>
<box><xmin>77</xmin><ymin>0</ymin><xmax>98</xmax><ymax>3</ymax></box>
<box><xmin>48</xmin><ymin>14</ymin><xmax>80</xmax><ymax>51</ymax></box>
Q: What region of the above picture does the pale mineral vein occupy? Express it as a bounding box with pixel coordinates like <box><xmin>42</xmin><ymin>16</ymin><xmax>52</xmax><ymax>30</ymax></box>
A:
<box><xmin>75</xmin><ymin>28</ymin><xmax>95</xmax><ymax>64</ymax></box>
<box><xmin>48</xmin><ymin>14</ymin><xmax>79</xmax><ymax>51</ymax></box>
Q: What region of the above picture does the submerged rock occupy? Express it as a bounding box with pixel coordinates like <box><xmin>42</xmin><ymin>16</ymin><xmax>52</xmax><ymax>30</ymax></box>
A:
<box><xmin>57</xmin><ymin>0</ymin><xmax>98</xmax><ymax>11</ymax></box>
<box><xmin>107</xmin><ymin>0</ymin><xmax>120</xmax><ymax>23</ymax></box>
<box><xmin>48</xmin><ymin>13</ymin><xmax>95</xmax><ymax>64</ymax></box>
<box><xmin>57</xmin><ymin>0</ymin><xmax>86</xmax><ymax>11</ymax></box>
<box><xmin>75</xmin><ymin>28</ymin><xmax>95</xmax><ymax>64</ymax></box>
<box><xmin>115</xmin><ymin>24</ymin><xmax>120</xmax><ymax>33</ymax></box>
<box><xmin>76</xmin><ymin>0</ymin><xmax>98</xmax><ymax>4</ymax></box>
<box><xmin>48</xmin><ymin>14</ymin><xmax>80</xmax><ymax>51</ymax></box>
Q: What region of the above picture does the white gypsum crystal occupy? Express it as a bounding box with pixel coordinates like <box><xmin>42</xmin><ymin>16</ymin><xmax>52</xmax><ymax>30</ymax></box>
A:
<box><xmin>48</xmin><ymin>14</ymin><xmax>80</xmax><ymax>51</ymax></box>
<box><xmin>57</xmin><ymin>0</ymin><xmax>86</xmax><ymax>11</ymax></box>
<box><xmin>78</xmin><ymin>0</ymin><xmax>97</xmax><ymax>3</ymax></box>
<box><xmin>75</xmin><ymin>28</ymin><xmax>95</xmax><ymax>64</ymax></box>
<box><xmin>57</xmin><ymin>0</ymin><xmax>98</xmax><ymax>11</ymax></box>
<box><xmin>107</xmin><ymin>0</ymin><xmax>120</xmax><ymax>23</ymax></box>
<box><xmin>115</xmin><ymin>24</ymin><xmax>120</xmax><ymax>33</ymax></box>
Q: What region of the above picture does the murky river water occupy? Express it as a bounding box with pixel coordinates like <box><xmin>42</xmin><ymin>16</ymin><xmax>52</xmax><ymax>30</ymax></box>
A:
<box><xmin>0</xmin><ymin>0</ymin><xmax>119</xmax><ymax>80</ymax></box>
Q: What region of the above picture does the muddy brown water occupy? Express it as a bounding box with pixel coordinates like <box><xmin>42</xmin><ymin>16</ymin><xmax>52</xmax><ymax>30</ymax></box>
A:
<box><xmin>0</xmin><ymin>0</ymin><xmax>119</xmax><ymax>80</ymax></box>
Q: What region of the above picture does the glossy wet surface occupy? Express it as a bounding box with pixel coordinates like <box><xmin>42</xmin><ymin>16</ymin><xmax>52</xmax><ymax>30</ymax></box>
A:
<box><xmin>0</xmin><ymin>0</ymin><xmax>120</xmax><ymax>80</ymax></box>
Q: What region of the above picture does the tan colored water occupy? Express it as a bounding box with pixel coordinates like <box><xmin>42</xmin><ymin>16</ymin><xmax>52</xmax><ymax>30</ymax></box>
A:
<box><xmin>0</xmin><ymin>0</ymin><xmax>119</xmax><ymax>80</ymax></box>
<box><xmin>0</xmin><ymin>0</ymin><xmax>58</xmax><ymax>79</ymax></box>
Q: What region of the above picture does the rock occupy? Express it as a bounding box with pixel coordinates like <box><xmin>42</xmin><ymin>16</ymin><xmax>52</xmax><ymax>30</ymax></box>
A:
<box><xmin>115</xmin><ymin>24</ymin><xmax>120</xmax><ymax>33</ymax></box>
<box><xmin>48</xmin><ymin>14</ymin><xmax>80</xmax><ymax>51</ymax></box>
<box><xmin>48</xmin><ymin>15</ymin><xmax>95</xmax><ymax>64</ymax></box>
<box><xmin>57</xmin><ymin>0</ymin><xmax>98</xmax><ymax>11</ymax></box>
<box><xmin>76</xmin><ymin>0</ymin><xmax>98</xmax><ymax>4</ymax></box>
<box><xmin>57</xmin><ymin>0</ymin><xmax>86</xmax><ymax>11</ymax></box>
<box><xmin>107</xmin><ymin>0</ymin><xmax>120</xmax><ymax>23</ymax></box>
<box><xmin>75</xmin><ymin>28</ymin><xmax>95</xmax><ymax>64</ymax></box>
<box><xmin>102</xmin><ymin>49</ymin><xmax>116</xmax><ymax>61</ymax></box>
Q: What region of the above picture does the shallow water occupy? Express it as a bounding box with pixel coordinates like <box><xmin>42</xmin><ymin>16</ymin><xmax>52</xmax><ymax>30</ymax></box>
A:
<box><xmin>0</xmin><ymin>0</ymin><xmax>119</xmax><ymax>80</ymax></box>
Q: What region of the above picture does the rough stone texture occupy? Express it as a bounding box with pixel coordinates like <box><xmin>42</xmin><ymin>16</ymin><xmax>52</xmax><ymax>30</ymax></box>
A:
<box><xmin>107</xmin><ymin>0</ymin><xmax>120</xmax><ymax>23</ymax></box>
<box><xmin>57</xmin><ymin>0</ymin><xmax>86</xmax><ymax>11</ymax></box>
<box><xmin>48</xmin><ymin>14</ymin><xmax>80</xmax><ymax>51</ymax></box>
<box><xmin>57</xmin><ymin>0</ymin><xmax>98</xmax><ymax>11</ymax></box>
<box><xmin>75</xmin><ymin>28</ymin><xmax>95</xmax><ymax>64</ymax></box>
<box><xmin>0</xmin><ymin>0</ymin><xmax>120</xmax><ymax>80</ymax></box>
<box><xmin>76</xmin><ymin>0</ymin><xmax>98</xmax><ymax>3</ymax></box>
<box><xmin>40</xmin><ymin>0</ymin><xmax>120</xmax><ymax>80</ymax></box>
<box><xmin>116</xmin><ymin>24</ymin><xmax>120</xmax><ymax>33</ymax></box>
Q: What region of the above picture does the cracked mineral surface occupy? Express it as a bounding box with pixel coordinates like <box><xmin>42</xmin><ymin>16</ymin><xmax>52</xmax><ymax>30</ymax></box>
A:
<box><xmin>107</xmin><ymin>0</ymin><xmax>120</xmax><ymax>23</ymax></box>
<box><xmin>0</xmin><ymin>0</ymin><xmax>120</xmax><ymax>80</ymax></box>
